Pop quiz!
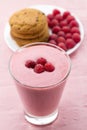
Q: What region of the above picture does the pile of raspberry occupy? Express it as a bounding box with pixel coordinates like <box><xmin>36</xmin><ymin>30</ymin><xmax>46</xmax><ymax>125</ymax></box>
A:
<box><xmin>25</xmin><ymin>57</ymin><xmax>55</xmax><ymax>74</ymax></box>
<box><xmin>47</xmin><ymin>9</ymin><xmax>81</xmax><ymax>51</ymax></box>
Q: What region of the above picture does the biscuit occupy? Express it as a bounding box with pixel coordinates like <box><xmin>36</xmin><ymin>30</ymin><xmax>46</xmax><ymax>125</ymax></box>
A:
<box><xmin>9</xmin><ymin>8</ymin><xmax>47</xmax><ymax>35</ymax></box>
<box><xmin>11</xmin><ymin>23</ymin><xmax>48</xmax><ymax>39</ymax></box>
<box><xmin>11</xmin><ymin>29</ymin><xmax>49</xmax><ymax>46</ymax></box>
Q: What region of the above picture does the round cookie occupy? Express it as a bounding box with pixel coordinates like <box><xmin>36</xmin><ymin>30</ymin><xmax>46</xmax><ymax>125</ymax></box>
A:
<box><xmin>11</xmin><ymin>29</ymin><xmax>49</xmax><ymax>46</ymax></box>
<box><xmin>11</xmin><ymin>23</ymin><xmax>49</xmax><ymax>39</ymax></box>
<box><xmin>9</xmin><ymin>8</ymin><xmax>47</xmax><ymax>35</ymax></box>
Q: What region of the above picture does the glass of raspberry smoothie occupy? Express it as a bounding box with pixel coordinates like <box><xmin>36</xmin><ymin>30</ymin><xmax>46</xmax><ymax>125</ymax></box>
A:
<box><xmin>9</xmin><ymin>42</ymin><xmax>71</xmax><ymax>125</ymax></box>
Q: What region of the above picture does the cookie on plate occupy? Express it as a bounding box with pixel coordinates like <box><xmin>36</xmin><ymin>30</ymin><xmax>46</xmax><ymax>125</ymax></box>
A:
<box><xmin>9</xmin><ymin>8</ymin><xmax>47</xmax><ymax>34</ymax></box>
<box><xmin>9</xmin><ymin>8</ymin><xmax>49</xmax><ymax>46</ymax></box>
<box><xmin>11</xmin><ymin>29</ymin><xmax>49</xmax><ymax>46</ymax></box>
<box><xmin>10</xmin><ymin>23</ymin><xmax>49</xmax><ymax>40</ymax></box>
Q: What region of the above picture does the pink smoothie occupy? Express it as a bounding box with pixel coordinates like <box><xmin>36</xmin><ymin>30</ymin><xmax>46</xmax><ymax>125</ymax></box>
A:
<box><xmin>10</xmin><ymin>43</ymin><xmax>70</xmax><ymax>116</ymax></box>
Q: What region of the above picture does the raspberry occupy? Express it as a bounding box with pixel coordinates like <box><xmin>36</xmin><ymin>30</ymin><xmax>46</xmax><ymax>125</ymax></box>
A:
<box><xmin>71</xmin><ymin>27</ymin><xmax>80</xmax><ymax>34</ymax></box>
<box><xmin>48</xmin><ymin>34</ymin><xmax>57</xmax><ymax>41</ymax></box>
<box><xmin>56</xmin><ymin>36</ymin><xmax>65</xmax><ymax>43</ymax></box>
<box><xmin>25</xmin><ymin>60</ymin><xmax>36</xmax><ymax>68</ymax></box>
<box><xmin>62</xmin><ymin>26</ymin><xmax>70</xmax><ymax>33</ymax></box>
<box><xmin>49</xmin><ymin>40</ymin><xmax>57</xmax><ymax>45</ymax></box>
<box><xmin>53</xmin><ymin>9</ymin><xmax>60</xmax><ymax>16</ymax></box>
<box><xmin>63</xmin><ymin>11</ymin><xmax>70</xmax><ymax>19</ymax></box>
<box><xmin>45</xmin><ymin>62</ymin><xmax>55</xmax><ymax>72</ymax></box>
<box><xmin>34</xmin><ymin>64</ymin><xmax>45</xmax><ymax>73</ymax></box>
<box><xmin>52</xmin><ymin>26</ymin><xmax>61</xmax><ymax>34</ymax></box>
<box><xmin>65</xmin><ymin>38</ymin><xmax>75</xmax><ymax>49</ymax></box>
<box><xmin>47</xmin><ymin>14</ymin><xmax>54</xmax><ymax>21</ymax></box>
<box><xmin>60</xmin><ymin>20</ymin><xmax>68</xmax><ymax>27</ymax></box>
<box><xmin>51</xmin><ymin>19</ymin><xmax>59</xmax><ymax>27</ymax></box>
<box><xmin>67</xmin><ymin>15</ymin><xmax>75</xmax><ymax>23</ymax></box>
<box><xmin>36</xmin><ymin>57</ymin><xmax>47</xmax><ymax>65</ymax></box>
<box><xmin>69</xmin><ymin>20</ymin><xmax>79</xmax><ymax>28</ymax></box>
<box><xmin>55</xmin><ymin>14</ymin><xmax>63</xmax><ymax>21</ymax></box>
<box><xmin>72</xmin><ymin>33</ymin><xmax>81</xmax><ymax>43</ymax></box>
<box><xmin>48</xmin><ymin>20</ymin><xmax>52</xmax><ymax>28</ymax></box>
<box><xmin>58</xmin><ymin>42</ymin><xmax>67</xmax><ymax>51</ymax></box>
<box><xmin>58</xmin><ymin>31</ymin><xmax>65</xmax><ymax>37</ymax></box>
<box><xmin>65</xmin><ymin>33</ymin><xmax>72</xmax><ymax>39</ymax></box>
<box><xmin>46</xmin><ymin>9</ymin><xmax>80</xmax><ymax>51</ymax></box>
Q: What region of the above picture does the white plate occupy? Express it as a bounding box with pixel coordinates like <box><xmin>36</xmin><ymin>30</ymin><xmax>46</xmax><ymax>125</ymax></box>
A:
<box><xmin>4</xmin><ymin>5</ymin><xmax>84</xmax><ymax>54</ymax></box>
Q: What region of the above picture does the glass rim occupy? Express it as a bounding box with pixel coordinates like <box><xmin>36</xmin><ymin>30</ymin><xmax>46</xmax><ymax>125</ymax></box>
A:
<box><xmin>9</xmin><ymin>42</ymin><xmax>71</xmax><ymax>89</ymax></box>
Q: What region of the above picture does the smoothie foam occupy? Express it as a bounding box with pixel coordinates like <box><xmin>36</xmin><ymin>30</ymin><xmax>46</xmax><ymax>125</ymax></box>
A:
<box><xmin>10</xmin><ymin>44</ymin><xmax>70</xmax><ymax>88</ymax></box>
